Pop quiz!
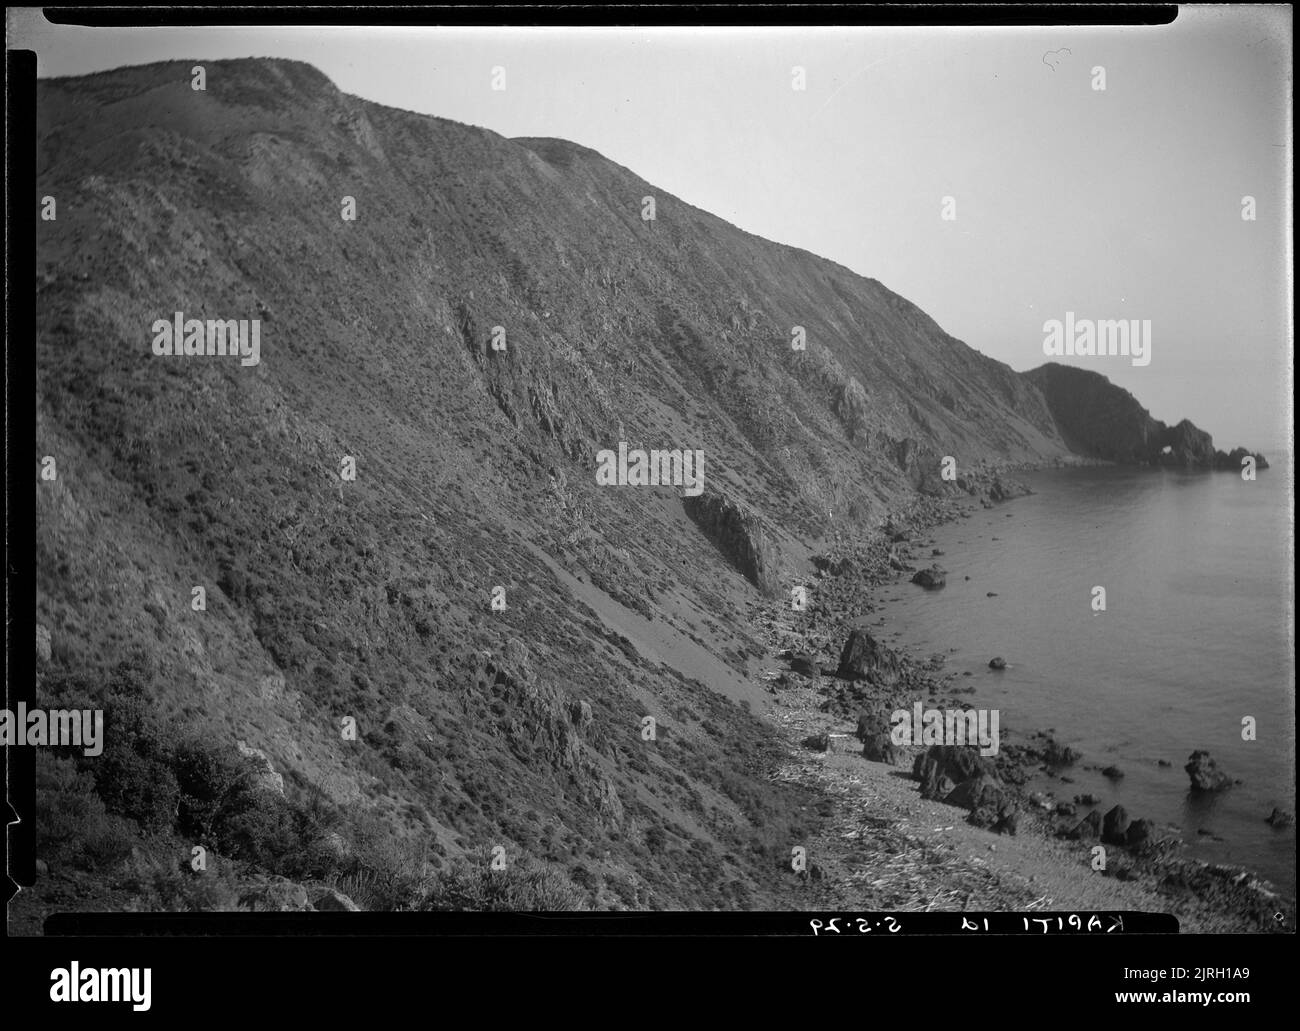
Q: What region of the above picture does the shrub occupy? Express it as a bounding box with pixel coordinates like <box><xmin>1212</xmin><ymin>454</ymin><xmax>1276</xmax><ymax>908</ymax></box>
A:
<box><xmin>41</xmin><ymin>660</ymin><xmax>181</xmax><ymax>831</ymax></box>
<box><xmin>35</xmin><ymin>753</ymin><xmax>137</xmax><ymax>871</ymax></box>
<box><xmin>40</xmin><ymin>662</ymin><xmax>343</xmax><ymax>879</ymax></box>
<box><xmin>121</xmin><ymin>852</ymin><xmax>244</xmax><ymax>913</ymax></box>
<box><xmin>411</xmin><ymin>850</ymin><xmax>587</xmax><ymax>911</ymax></box>
<box><xmin>173</xmin><ymin>738</ymin><xmax>262</xmax><ymax>847</ymax></box>
<box><xmin>172</xmin><ymin>738</ymin><xmax>341</xmax><ymax>876</ymax></box>
<box><xmin>325</xmin><ymin>808</ymin><xmax>431</xmax><ymax>910</ymax></box>
<box><xmin>87</xmin><ymin>692</ymin><xmax>182</xmax><ymax>833</ymax></box>
<box><xmin>644</xmin><ymin>824</ymin><xmax>669</xmax><ymax>855</ymax></box>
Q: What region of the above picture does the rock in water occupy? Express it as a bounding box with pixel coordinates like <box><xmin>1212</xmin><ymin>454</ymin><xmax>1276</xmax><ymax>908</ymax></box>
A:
<box><xmin>836</xmin><ymin>629</ymin><xmax>901</xmax><ymax>685</ymax></box>
<box><xmin>988</xmin><ymin>656</ymin><xmax>1007</xmax><ymax>670</ymax></box>
<box><xmin>911</xmin><ymin>565</ymin><xmax>947</xmax><ymax>590</ymax></box>
<box><xmin>1185</xmin><ymin>750</ymin><xmax>1233</xmax><ymax>792</ymax></box>
<box><xmin>1266</xmin><ymin>807</ymin><xmax>1294</xmax><ymax>828</ymax></box>
<box><xmin>1043</xmin><ymin>738</ymin><xmax>1081</xmax><ymax>766</ymax></box>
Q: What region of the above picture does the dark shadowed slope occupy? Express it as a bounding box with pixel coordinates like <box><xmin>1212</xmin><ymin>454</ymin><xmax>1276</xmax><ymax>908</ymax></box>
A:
<box><xmin>1024</xmin><ymin>363</ymin><xmax>1269</xmax><ymax>469</ymax></box>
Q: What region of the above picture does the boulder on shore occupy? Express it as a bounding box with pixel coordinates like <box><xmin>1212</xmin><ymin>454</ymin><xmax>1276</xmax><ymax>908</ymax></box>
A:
<box><xmin>836</xmin><ymin>629</ymin><xmax>901</xmax><ymax>685</ymax></box>
<box><xmin>946</xmin><ymin>772</ymin><xmax>1007</xmax><ymax>813</ymax></box>
<box><xmin>861</xmin><ymin>732</ymin><xmax>899</xmax><ymax>765</ymax></box>
<box><xmin>1125</xmin><ymin>818</ymin><xmax>1156</xmax><ymax>850</ymax></box>
<box><xmin>1068</xmin><ymin>810</ymin><xmax>1102</xmax><ymax>841</ymax></box>
<box><xmin>1101</xmin><ymin>804</ymin><xmax>1130</xmax><ymax>845</ymax></box>
<box><xmin>913</xmin><ymin>745</ymin><xmax>999</xmax><ymax>802</ymax></box>
<box><xmin>993</xmin><ymin>804</ymin><xmax>1020</xmax><ymax>836</ymax></box>
<box><xmin>788</xmin><ymin>652</ymin><xmax>819</xmax><ymax>677</ymax></box>
<box><xmin>856</xmin><ymin>706</ymin><xmax>900</xmax><ymax>765</ymax></box>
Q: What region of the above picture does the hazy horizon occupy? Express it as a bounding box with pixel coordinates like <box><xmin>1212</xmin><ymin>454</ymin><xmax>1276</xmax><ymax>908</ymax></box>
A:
<box><xmin>11</xmin><ymin>7</ymin><xmax>1293</xmax><ymax>454</ymax></box>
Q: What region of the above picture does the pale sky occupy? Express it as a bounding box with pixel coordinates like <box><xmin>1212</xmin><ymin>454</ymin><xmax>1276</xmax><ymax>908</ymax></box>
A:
<box><xmin>11</xmin><ymin>7</ymin><xmax>1293</xmax><ymax>454</ymax></box>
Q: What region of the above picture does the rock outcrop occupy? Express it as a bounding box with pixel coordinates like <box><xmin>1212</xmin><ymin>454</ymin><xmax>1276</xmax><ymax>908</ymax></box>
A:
<box><xmin>1024</xmin><ymin>363</ymin><xmax>1268</xmax><ymax>469</ymax></box>
<box><xmin>1125</xmin><ymin>818</ymin><xmax>1156</xmax><ymax>849</ymax></box>
<box><xmin>310</xmin><ymin>886</ymin><xmax>362</xmax><ymax>911</ymax></box>
<box><xmin>461</xmin><ymin>650</ymin><xmax>624</xmax><ymax>827</ymax></box>
<box><xmin>1185</xmin><ymin>750</ymin><xmax>1233</xmax><ymax>792</ymax></box>
<box><xmin>236</xmin><ymin>741</ymin><xmax>285</xmax><ymax>796</ymax></box>
<box><xmin>1101</xmin><ymin>804</ymin><xmax>1130</xmax><ymax>845</ymax></box>
<box><xmin>836</xmin><ymin>629</ymin><xmax>902</xmax><ymax>685</ymax></box>
<box><xmin>913</xmin><ymin>746</ymin><xmax>1018</xmax><ymax>834</ymax></box>
<box><xmin>913</xmin><ymin>745</ymin><xmax>998</xmax><ymax>802</ymax></box>
<box><xmin>910</xmin><ymin>565</ymin><xmax>947</xmax><ymax>590</ymax></box>
<box><xmin>855</xmin><ymin>705</ymin><xmax>900</xmax><ymax>765</ymax></box>
<box><xmin>683</xmin><ymin>491</ymin><xmax>784</xmax><ymax>597</ymax></box>
<box><xmin>1068</xmin><ymin>810</ymin><xmax>1102</xmax><ymax>841</ymax></box>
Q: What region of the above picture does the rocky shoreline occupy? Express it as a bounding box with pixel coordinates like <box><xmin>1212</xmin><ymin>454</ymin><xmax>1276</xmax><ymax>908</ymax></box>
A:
<box><xmin>751</xmin><ymin>470</ymin><xmax>1294</xmax><ymax>932</ymax></box>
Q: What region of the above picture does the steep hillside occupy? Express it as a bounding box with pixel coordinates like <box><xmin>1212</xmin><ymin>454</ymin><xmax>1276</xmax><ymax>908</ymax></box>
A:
<box><xmin>1024</xmin><ymin>363</ymin><xmax>1270</xmax><ymax>469</ymax></box>
<box><xmin>31</xmin><ymin>58</ymin><xmax>1075</xmax><ymax>915</ymax></box>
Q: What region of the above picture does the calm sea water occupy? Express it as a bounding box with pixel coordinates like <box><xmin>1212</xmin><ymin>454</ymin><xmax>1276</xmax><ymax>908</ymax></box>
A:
<box><xmin>868</xmin><ymin>463</ymin><xmax>1295</xmax><ymax>897</ymax></box>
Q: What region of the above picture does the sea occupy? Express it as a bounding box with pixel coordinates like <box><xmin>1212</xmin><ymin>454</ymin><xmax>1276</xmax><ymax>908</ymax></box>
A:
<box><xmin>867</xmin><ymin>461</ymin><xmax>1296</xmax><ymax>898</ymax></box>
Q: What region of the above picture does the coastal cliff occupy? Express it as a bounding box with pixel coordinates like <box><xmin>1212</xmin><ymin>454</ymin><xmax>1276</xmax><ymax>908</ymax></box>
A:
<box><xmin>1024</xmin><ymin>363</ymin><xmax>1269</xmax><ymax>470</ymax></box>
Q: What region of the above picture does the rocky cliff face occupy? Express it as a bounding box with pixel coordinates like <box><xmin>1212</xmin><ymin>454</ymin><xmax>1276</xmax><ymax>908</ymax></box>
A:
<box><xmin>1023</xmin><ymin>364</ymin><xmax>1269</xmax><ymax>469</ymax></box>
<box><xmin>682</xmin><ymin>491</ymin><xmax>786</xmax><ymax>597</ymax></box>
